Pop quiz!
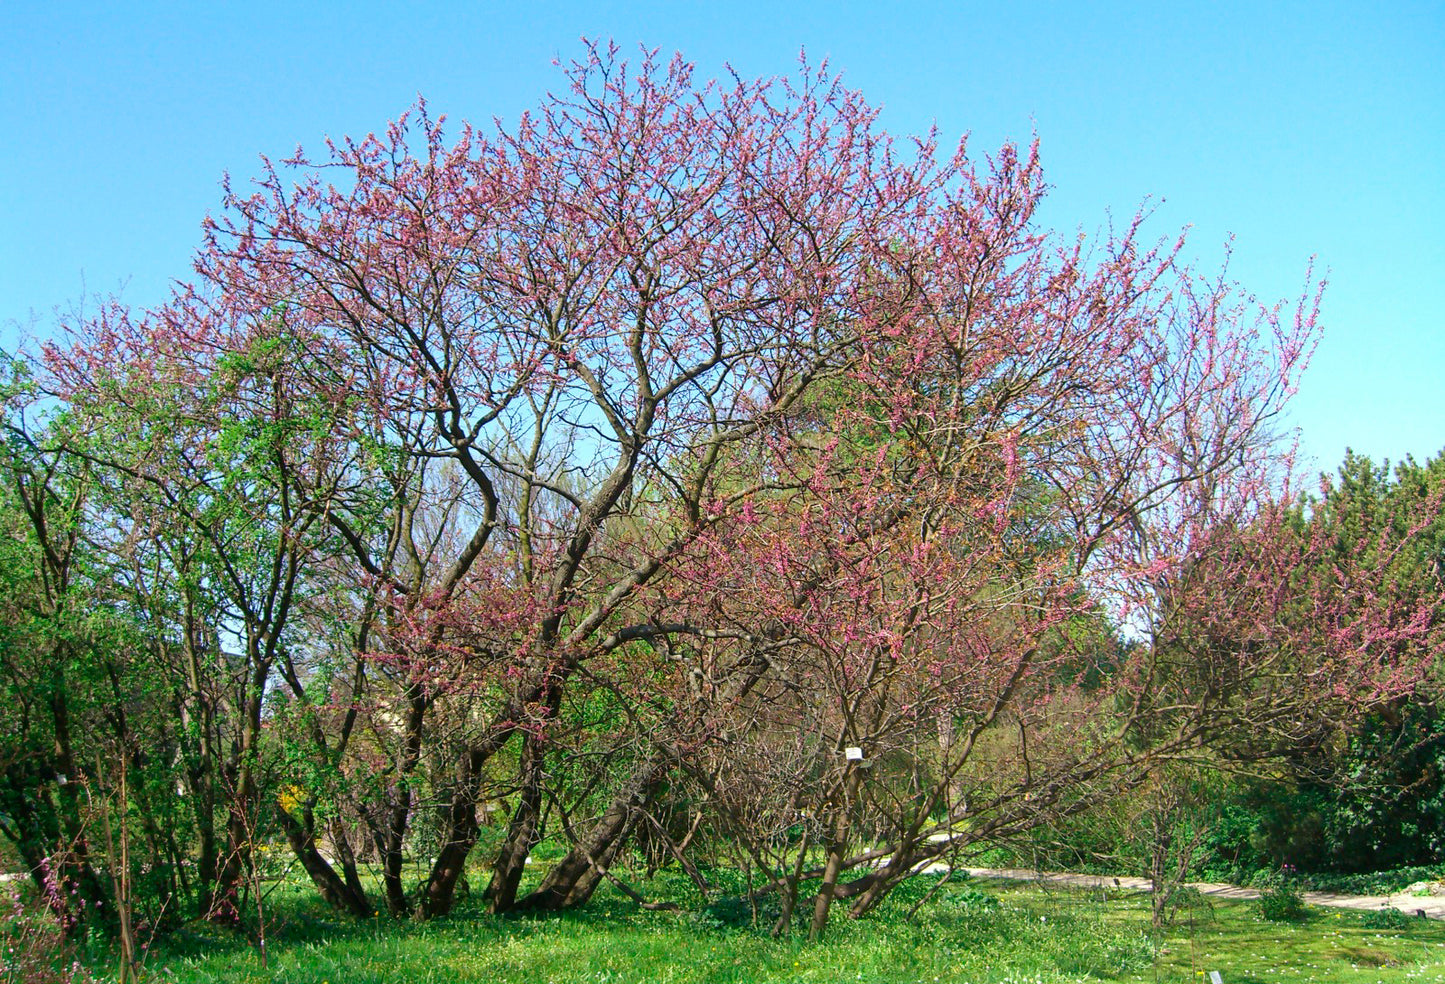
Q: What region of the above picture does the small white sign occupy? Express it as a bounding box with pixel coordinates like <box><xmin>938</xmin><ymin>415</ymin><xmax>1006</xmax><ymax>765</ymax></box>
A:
<box><xmin>844</xmin><ymin>746</ymin><xmax>864</xmax><ymax>761</ymax></box>
<box><xmin>1209</xmin><ymin>972</ymin><xmax>1224</xmax><ymax>984</ymax></box>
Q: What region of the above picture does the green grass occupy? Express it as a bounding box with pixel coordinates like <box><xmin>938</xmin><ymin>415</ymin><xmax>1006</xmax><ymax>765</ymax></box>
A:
<box><xmin>35</xmin><ymin>872</ymin><xmax>1445</xmax><ymax>983</ymax></box>
<box><xmin>1120</xmin><ymin>895</ymin><xmax>1445</xmax><ymax>983</ymax></box>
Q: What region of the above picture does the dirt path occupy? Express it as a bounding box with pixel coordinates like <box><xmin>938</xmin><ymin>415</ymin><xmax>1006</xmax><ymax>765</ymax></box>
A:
<box><xmin>955</xmin><ymin>867</ymin><xmax>1445</xmax><ymax>920</ymax></box>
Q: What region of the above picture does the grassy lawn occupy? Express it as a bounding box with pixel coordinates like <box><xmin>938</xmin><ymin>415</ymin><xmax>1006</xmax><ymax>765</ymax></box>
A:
<box><xmin>41</xmin><ymin>873</ymin><xmax>1445</xmax><ymax>983</ymax></box>
<box><xmin>1120</xmin><ymin>895</ymin><xmax>1445</xmax><ymax>984</ymax></box>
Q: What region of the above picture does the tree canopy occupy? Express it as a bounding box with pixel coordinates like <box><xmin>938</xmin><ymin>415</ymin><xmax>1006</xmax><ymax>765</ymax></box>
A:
<box><xmin>1</xmin><ymin>44</ymin><xmax>1437</xmax><ymax>941</ymax></box>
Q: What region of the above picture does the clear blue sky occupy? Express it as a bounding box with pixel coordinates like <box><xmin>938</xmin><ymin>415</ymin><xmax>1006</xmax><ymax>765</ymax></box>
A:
<box><xmin>4</xmin><ymin>1</ymin><xmax>1441</xmax><ymax>474</ymax></box>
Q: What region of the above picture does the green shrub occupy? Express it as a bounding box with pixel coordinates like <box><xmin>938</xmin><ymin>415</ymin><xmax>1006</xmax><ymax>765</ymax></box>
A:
<box><xmin>943</xmin><ymin>886</ymin><xmax>1001</xmax><ymax>911</ymax></box>
<box><xmin>1301</xmin><ymin>865</ymin><xmax>1445</xmax><ymax>895</ymax></box>
<box><xmin>1162</xmin><ymin>884</ymin><xmax>1215</xmax><ymax>924</ymax></box>
<box><xmin>1254</xmin><ymin>867</ymin><xmax>1308</xmax><ymax>922</ymax></box>
<box><xmin>1360</xmin><ymin>906</ymin><xmax>1411</xmax><ymax>929</ymax></box>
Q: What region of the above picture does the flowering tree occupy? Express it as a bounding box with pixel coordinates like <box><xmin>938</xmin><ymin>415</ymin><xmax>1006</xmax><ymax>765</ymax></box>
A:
<box><xmin>27</xmin><ymin>42</ymin><xmax>1435</xmax><ymax>932</ymax></box>
<box><xmin>637</xmin><ymin>179</ymin><xmax>1355</xmax><ymax>933</ymax></box>
<box><xmin>50</xmin><ymin>42</ymin><xmax>955</xmax><ymax>917</ymax></box>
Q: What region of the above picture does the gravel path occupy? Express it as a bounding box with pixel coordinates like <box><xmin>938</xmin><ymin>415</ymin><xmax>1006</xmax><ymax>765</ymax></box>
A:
<box><xmin>956</xmin><ymin>867</ymin><xmax>1445</xmax><ymax>920</ymax></box>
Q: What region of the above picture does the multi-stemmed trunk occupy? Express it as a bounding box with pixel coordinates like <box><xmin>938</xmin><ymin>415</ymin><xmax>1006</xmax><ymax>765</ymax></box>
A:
<box><xmin>515</xmin><ymin>755</ymin><xmax>670</xmax><ymax>911</ymax></box>
<box><xmin>484</xmin><ymin>727</ymin><xmax>549</xmax><ymax>912</ymax></box>
<box><xmin>420</xmin><ymin>746</ymin><xmax>486</xmax><ymax>918</ymax></box>
<box><xmin>277</xmin><ymin>807</ymin><xmax>373</xmax><ymax>917</ymax></box>
<box><xmin>373</xmin><ymin>687</ymin><xmax>428</xmax><ymax>917</ymax></box>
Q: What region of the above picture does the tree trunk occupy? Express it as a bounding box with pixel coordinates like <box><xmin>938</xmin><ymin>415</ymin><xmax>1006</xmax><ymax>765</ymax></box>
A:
<box><xmin>210</xmin><ymin>765</ymin><xmax>256</xmax><ymax>925</ymax></box>
<box><xmin>421</xmin><ymin>748</ymin><xmax>485</xmax><ymax>918</ymax></box>
<box><xmin>484</xmin><ymin>729</ymin><xmax>547</xmax><ymax>913</ymax></box>
<box><xmin>193</xmin><ymin>791</ymin><xmax>219</xmax><ymax>917</ymax></box>
<box><xmin>363</xmin><ymin>684</ymin><xmax>430</xmax><ymax>918</ymax></box>
<box><xmin>847</xmin><ymin>847</ymin><xmax>913</xmax><ymax>918</ymax></box>
<box><xmin>329</xmin><ymin>818</ymin><xmax>370</xmax><ymax>912</ymax></box>
<box><xmin>516</xmin><ymin>756</ymin><xmax>669</xmax><ymax>912</ymax></box>
<box><xmin>210</xmin><ymin>656</ymin><xmax>270</xmax><ymax>924</ymax></box>
<box><xmin>808</xmin><ymin>765</ymin><xmax>859</xmax><ymax>941</ymax></box>
<box><xmin>808</xmin><ymin>837</ymin><xmax>845</xmax><ymax>942</ymax></box>
<box><xmin>48</xmin><ymin>687</ymin><xmax>108</xmax><ymax>928</ymax></box>
<box><xmin>175</xmin><ymin>627</ymin><xmax>221</xmax><ymax>917</ymax></box>
<box><xmin>772</xmin><ymin>829</ymin><xmax>811</xmax><ymax>936</ymax></box>
<box><xmin>277</xmin><ymin>807</ymin><xmax>374</xmax><ymax>917</ymax></box>
<box><xmin>371</xmin><ymin>811</ymin><xmax>411</xmax><ymax>919</ymax></box>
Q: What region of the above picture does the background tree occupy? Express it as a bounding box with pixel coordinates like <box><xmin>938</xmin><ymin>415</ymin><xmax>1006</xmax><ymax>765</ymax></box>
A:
<box><xmin>1222</xmin><ymin>451</ymin><xmax>1445</xmax><ymax>874</ymax></box>
<box><xmin>0</xmin><ymin>357</ymin><xmax>190</xmax><ymax>934</ymax></box>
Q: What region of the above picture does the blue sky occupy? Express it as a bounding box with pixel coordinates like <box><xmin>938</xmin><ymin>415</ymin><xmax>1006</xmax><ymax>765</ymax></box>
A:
<box><xmin>3</xmin><ymin>1</ymin><xmax>1441</xmax><ymax>474</ymax></box>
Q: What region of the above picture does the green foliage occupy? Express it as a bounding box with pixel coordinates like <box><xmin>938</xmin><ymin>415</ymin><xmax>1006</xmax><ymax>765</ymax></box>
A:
<box><xmin>938</xmin><ymin>885</ymin><xmax>1002</xmax><ymax>911</ymax></box>
<box><xmin>1313</xmin><ymin>450</ymin><xmax>1445</xmax><ymax>602</ymax></box>
<box><xmin>1160</xmin><ymin>885</ymin><xmax>1213</xmax><ymax>925</ymax></box>
<box><xmin>1299</xmin><ymin>865</ymin><xmax>1445</xmax><ymax>896</ymax></box>
<box><xmin>1359</xmin><ymin>905</ymin><xmax>1411</xmax><ymax>929</ymax></box>
<box><xmin>1183</xmin><ymin>450</ymin><xmax>1445</xmax><ymax>886</ymax></box>
<box><xmin>1196</xmin><ymin>801</ymin><xmax>1270</xmax><ymax>883</ymax></box>
<box><xmin>122</xmin><ymin>873</ymin><xmax>1165</xmax><ymax>983</ymax></box>
<box><xmin>1203</xmin><ymin>699</ymin><xmax>1445</xmax><ymax>882</ymax></box>
<box><xmin>1253</xmin><ymin>868</ymin><xmax>1309</xmax><ymax>922</ymax></box>
<box><xmin>1311</xmin><ymin>703</ymin><xmax>1445</xmax><ymax>871</ymax></box>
